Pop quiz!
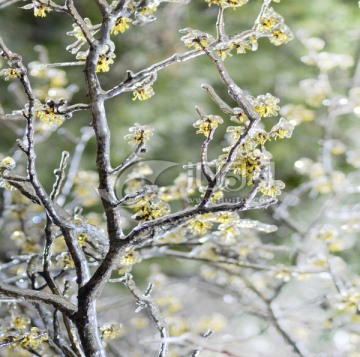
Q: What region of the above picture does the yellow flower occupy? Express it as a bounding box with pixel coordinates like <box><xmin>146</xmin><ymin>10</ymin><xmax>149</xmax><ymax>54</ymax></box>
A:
<box><xmin>180</xmin><ymin>29</ymin><xmax>213</xmax><ymax>51</ymax></box>
<box><xmin>205</xmin><ymin>0</ymin><xmax>248</xmax><ymax>9</ymax></box>
<box><xmin>141</xmin><ymin>5</ymin><xmax>158</xmax><ymax>16</ymax></box>
<box><xmin>77</xmin><ymin>233</ymin><xmax>87</xmax><ymax>247</ymax></box>
<box><xmin>193</xmin><ymin>114</ymin><xmax>223</xmax><ymax>137</ymax></box>
<box><xmin>228</xmin><ymin>148</ymin><xmax>269</xmax><ymax>184</ymax></box>
<box><xmin>120</xmin><ymin>249</ymin><xmax>142</xmax><ymax>266</ymax></box>
<box><xmin>20</xmin><ymin>328</ymin><xmax>48</xmax><ymax>348</ymax></box>
<box><xmin>215</xmin><ymin>43</ymin><xmax>234</xmax><ymax>61</ymax></box>
<box><xmin>188</xmin><ymin>217</ymin><xmax>213</xmax><ymax>235</ymax></box>
<box><xmin>100</xmin><ymin>323</ymin><xmax>125</xmax><ymax>340</ymax></box>
<box><xmin>12</xmin><ymin>316</ymin><xmax>30</xmax><ymax>330</ymax></box>
<box><xmin>259</xmin><ymin>179</ymin><xmax>285</xmax><ymax>197</ymax></box>
<box><xmin>308</xmin><ymin>254</ymin><xmax>328</xmax><ymax>268</ymax></box>
<box><xmin>96</xmin><ymin>52</ymin><xmax>116</xmax><ymax>73</ymax></box>
<box><xmin>132</xmin><ymin>84</ymin><xmax>155</xmax><ymax>101</ymax></box>
<box><xmin>22</xmin><ymin>1</ymin><xmax>51</xmax><ymax>17</ymax></box>
<box><xmin>226</xmin><ymin>0</ymin><xmax>248</xmax><ymax>8</ymax></box>
<box><xmin>233</xmin><ymin>35</ymin><xmax>258</xmax><ymax>53</ymax></box>
<box><xmin>111</xmin><ymin>17</ymin><xmax>132</xmax><ymax>35</ymax></box>
<box><xmin>249</xmin><ymin>93</ymin><xmax>280</xmax><ymax>117</ymax></box>
<box><xmin>300</xmin><ymin>77</ymin><xmax>330</xmax><ymax>107</ymax></box>
<box><xmin>269</xmin><ymin>117</ymin><xmax>294</xmax><ymax>139</ymax></box>
<box><xmin>253</xmin><ymin>129</ymin><xmax>270</xmax><ymax>145</ymax></box>
<box><xmin>258</xmin><ymin>7</ymin><xmax>283</xmax><ymax>33</ymax></box>
<box><xmin>226</xmin><ymin>126</ymin><xmax>245</xmax><ymax>141</ymax></box>
<box><xmin>216</xmin><ymin>212</ymin><xmax>239</xmax><ymax>224</ymax></box>
<box><xmin>56</xmin><ymin>252</ymin><xmax>75</xmax><ymax>270</ymax></box>
<box><xmin>35</xmin><ymin>100</ymin><xmax>64</xmax><ymax>127</ymax></box>
<box><xmin>0</xmin><ymin>68</ymin><xmax>22</xmax><ymax>81</ymax></box>
<box><xmin>34</xmin><ymin>4</ymin><xmax>48</xmax><ymax>17</ymax></box>
<box><xmin>270</xmin><ymin>24</ymin><xmax>293</xmax><ymax>46</ymax></box>
<box><xmin>0</xmin><ymin>156</ymin><xmax>16</xmax><ymax>170</ymax></box>
<box><xmin>132</xmin><ymin>200</ymin><xmax>170</xmax><ymax>221</ymax></box>
<box><xmin>232</xmin><ymin>156</ymin><xmax>260</xmax><ymax>180</ymax></box>
<box><xmin>210</xmin><ymin>190</ymin><xmax>223</xmax><ymax>203</ymax></box>
<box><xmin>124</xmin><ymin>123</ymin><xmax>153</xmax><ymax>146</ymax></box>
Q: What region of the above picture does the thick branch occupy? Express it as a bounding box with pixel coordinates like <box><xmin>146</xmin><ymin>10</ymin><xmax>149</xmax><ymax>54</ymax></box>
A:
<box><xmin>0</xmin><ymin>280</ymin><xmax>76</xmax><ymax>316</ymax></box>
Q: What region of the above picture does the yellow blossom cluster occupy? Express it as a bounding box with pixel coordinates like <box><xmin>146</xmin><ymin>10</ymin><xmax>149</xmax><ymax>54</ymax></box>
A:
<box><xmin>34</xmin><ymin>100</ymin><xmax>64</xmax><ymax>128</ymax></box>
<box><xmin>233</xmin><ymin>35</ymin><xmax>259</xmax><ymax>54</ymax></box>
<box><xmin>20</xmin><ymin>328</ymin><xmax>48</xmax><ymax>348</ymax></box>
<box><xmin>256</xmin><ymin>7</ymin><xmax>293</xmax><ymax>46</ymax></box>
<box><xmin>269</xmin><ymin>117</ymin><xmax>294</xmax><ymax>140</ymax></box>
<box><xmin>294</xmin><ymin>158</ymin><xmax>345</xmax><ymax>194</ymax></box>
<box><xmin>215</xmin><ymin>42</ymin><xmax>234</xmax><ymax>61</ymax></box>
<box><xmin>96</xmin><ymin>52</ymin><xmax>116</xmax><ymax>73</ymax></box>
<box><xmin>180</xmin><ymin>4</ymin><xmax>292</xmax><ymax>61</ymax></box>
<box><xmin>188</xmin><ymin>214</ymin><xmax>214</xmax><ymax>235</ymax></box>
<box><xmin>12</xmin><ymin>315</ymin><xmax>30</xmax><ymax>331</ymax></box>
<box><xmin>132</xmin><ymin>198</ymin><xmax>170</xmax><ymax>221</ymax></box>
<box><xmin>0</xmin><ymin>327</ymin><xmax>48</xmax><ymax>349</ymax></box>
<box><xmin>132</xmin><ymin>84</ymin><xmax>155</xmax><ymax>101</ymax></box>
<box><xmin>56</xmin><ymin>252</ymin><xmax>75</xmax><ymax>270</ymax></box>
<box><xmin>76</xmin><ymin>47</ymin><xmax>116</xmax><ymax>73</ymax></box>
<box><xmin>258</xmin><ymin>179</ymin><xmax>285</xmax><ymax>198</ymax></box>
<box><xmin>124</xmin><ymin>123</ymin><xmax>153</xmax><ymax>146</ymax></box>
<box><xmin>0</xmin><ymin>156</ymin><xmax>16</xmax><ymax>170</ymax></box>
<box><xmin>111</xmin><ymin>17</ymin><xmax>132</xmax><ymax>35</ymax></box>
<box><xmin>180</xmin><ymin>29</ymin><xmax>213</xmax><ymax>51</ymax></box>
<box><xmin>206</xmin><ymin>0</ymin><xmax>248</xmax><ymax>9</ymax></box>
<box><xmin>0</xmin><ymin>68</ymin><xmax>22</xmax><ymax>81</ymax></box>
<box><xmin>220</xmin><ymin>145</ymin><xmax>271</xmax><ymax>185</ymax></box>
<box><xmin>119</xmin><ymin>249</ymin><xmax>142</xmax><ymax>267</ymax></box>
<box><xmin>77</xmin><ymin>233</ymin><xmax>87</xmax><ymax>247</ymax></box>
<box><xmin>22</xmin><ymin>1</ymin><xmax>51</xmax><ymax>17</ymax></box>
<box><xmin>231</xmin><ymin>150</ymin><xmax>263</xmax><ymax>181</ymax></box>
<box><xmin>248</xmin><ymin>93</ymin><xmax>280</xmax><ymax>117</ymax></box>
<box><xmin>100</xmin><ymin>323</ymin><xmax>125</xmax><ymax>341</ymax></box>
<box><xmin>193</xmin><ymin>114</ymin><xmax>224</xmax><ymax>138</ymax></box>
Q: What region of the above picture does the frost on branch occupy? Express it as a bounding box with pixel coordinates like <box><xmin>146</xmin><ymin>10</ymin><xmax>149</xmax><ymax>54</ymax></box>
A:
<box><xmin>0</xmin><ymin>0</ymin><xmax>359</xmax><ymax>357</ymax></box>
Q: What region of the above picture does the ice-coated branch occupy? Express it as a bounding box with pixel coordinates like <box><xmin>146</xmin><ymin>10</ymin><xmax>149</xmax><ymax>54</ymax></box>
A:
<box><xmin>0</xmin><ymin>280</ymin><xmax>77</xmax><ymax>316</ymax></box>
<box><xmin>105</xmin><ymin>49</ymin><xmax>202</xmax><ymax>99</ymax></box>
<box><xmin>124</xmin><ymin>275</ymin><xmax>168</xmax><ymax>357</ymax></box>
<box><xmin>50</xmin><ymin>151</ymin><xmax>70</xmax><ymax>201</ymax></box>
